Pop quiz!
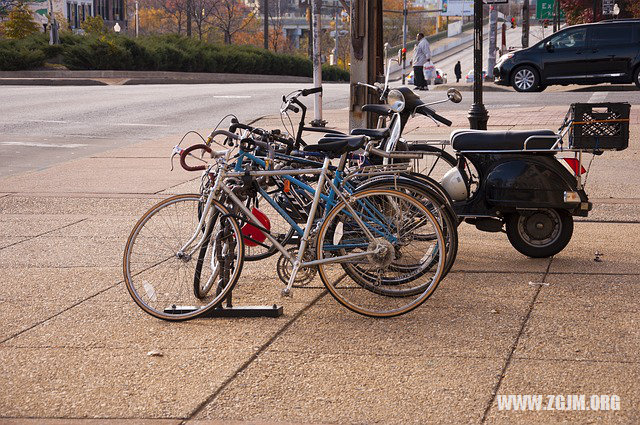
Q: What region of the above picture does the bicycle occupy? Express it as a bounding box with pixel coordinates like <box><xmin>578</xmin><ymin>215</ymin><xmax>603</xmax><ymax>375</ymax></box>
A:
<box><xmin>124</xmin><ymin>131</ymin><xmax>451</xmax><ymax>319</ymax></box>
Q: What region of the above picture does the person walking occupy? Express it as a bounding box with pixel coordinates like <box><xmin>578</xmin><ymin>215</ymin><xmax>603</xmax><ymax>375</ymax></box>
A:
<box><xmin>454</xmin><ymin>61</ymin><xmax>462</xmax><ymax>83</ymax></box>
<box><xmin>411</xmin><ymin>32</ymin><xmax>431</xmax><ymax>91</ymax></box>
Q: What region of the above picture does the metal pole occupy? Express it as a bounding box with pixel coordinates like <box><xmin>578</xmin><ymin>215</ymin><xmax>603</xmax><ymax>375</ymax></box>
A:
<box><xmin>311</xmin><ymin>0</ymin><xmax>324</xmax><ymax>126</ymax></box>
<box><xmin>501</xmin><ymin>22</ymin><xmax>506</xmax><ymax>56</ymax></box>
<box><xmin>401</xmin><ymin>0</ymin><xmax>407</xmax><ymax>85</ymax></box>
<box><xmin>468</xmin><ymin>0</ymin><xmax>488</xmax><ymax>130</ymax></box>
<box><xmin>135</xmin><ymin>1</ymin><xmax>139</xmax><ymax>37</ymax></box>
<box><xmin>264</xmin><ymin>0</ymin><xmax>269</xmax><ymax>49</ymax></box>
<box><xmin>487</xmin><ymin>5</ymin><xmax>497</xmax><ymax>80</ymax></box>
<box><xmin>334</xmin><ymin>3</ymin><xmax>339</xmax><ymax>65</ymax></box>
<box><xmin>592</xmin><ymin>0</ymin><xmax>597</xmax><ymax>22</ymax></box>
<box><xmin>521</xmin><ymin>0</ymin><xmax>529</xmax><ymax>48</ymax></box>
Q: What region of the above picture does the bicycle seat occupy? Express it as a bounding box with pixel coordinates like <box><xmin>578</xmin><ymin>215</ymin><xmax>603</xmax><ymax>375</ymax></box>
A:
<box><xmin>350</xmin><ymin>128</ymin><xmax>390</xmax><ymax>140</ymax></box>
<box><xmin>304</xmin><ymin>135</ymin><xmax>367</xmax><ymax>156</ymax></box>
<box><xmin>450</xmin><ymin>129</ymin><xmax>557</xmax><ymax>151</ymax></box>
<box><xmin>362</xmin><ymin>104</ymin><xmax>393</xmax><ymax>116</ymax></box>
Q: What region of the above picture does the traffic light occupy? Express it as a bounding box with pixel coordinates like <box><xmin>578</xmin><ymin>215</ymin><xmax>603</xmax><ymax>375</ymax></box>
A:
<box><xmin>511</xmin><ymin>17</ymin><xmax>516</xmax><ymax>29</ymax></box>
<box><xmin>543</xmin><ymin>19</ymin><xmax>548</xmax><ymax>29</ymax></box>
<box><xmin>401</xmin><ymin>47</ymin><xmax>407</xmax><ymax>62</ymax></box>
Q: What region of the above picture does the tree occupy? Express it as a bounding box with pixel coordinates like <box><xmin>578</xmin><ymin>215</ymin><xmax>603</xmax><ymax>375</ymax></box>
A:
<box><xmin>560</xmin><ymin>0</ymin><xmax>640</xmax><ymax>24</ymax></box>
<box><xmin>4</xmin><ymin>2</ymin><xmax>40</xmax><ymax>39</ymax></box>
<box><xmin>191</xmin><ymin>0</ymin><xmax>217</xmax><ymax>39</ymax></box>
<box><xmin>0</xmin><ymin>0</ymin><xmax>20</xmax><ymax>20</ymax></box>
<box><xmin>81</xmin><ymin>15</ymin><xmax>106</xmax><ymax>35</ymax></box>
<box><xmin>210</xmin><ymin>0</ymin><xmax>255</xmax><ymax>44</ymax></box>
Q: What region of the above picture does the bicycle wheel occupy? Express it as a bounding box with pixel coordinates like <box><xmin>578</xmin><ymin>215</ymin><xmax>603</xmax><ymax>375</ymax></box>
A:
<box><xmin>405</xmin><ymin>143</ymin><xmax>457</xmax><ymax>182</ymax></box>
<box><xmin>316</xmin><ymin>189</ymin><xmax>446</xmax><ymax>317</ymax></box>
<box><xmin>123</xmin><ymin>194</ymin><xmax>244</xmax><ymax>321</ymax></box>
<box><xmin>354</xmin><ymin>176</ymin><xmax>458</xmax><ymax>285</ymax></box>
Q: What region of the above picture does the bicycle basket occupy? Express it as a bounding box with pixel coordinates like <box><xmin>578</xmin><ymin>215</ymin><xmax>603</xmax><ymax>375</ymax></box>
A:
<box><xmin>568</xmin><ymin>102</ymin><xmax>630</xmax><ymax>151</ymax></box>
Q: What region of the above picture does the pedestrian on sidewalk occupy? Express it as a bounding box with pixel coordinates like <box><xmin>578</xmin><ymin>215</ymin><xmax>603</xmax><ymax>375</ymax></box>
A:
<box><xmin>411</xmin><ymin>32</ymin><xmax>431</xmax><ymax>91</ymax></box>
<box><xmin>454</xmin><ymin>61</ymin><xmax>462</xmax><ymax>83</ymax></box>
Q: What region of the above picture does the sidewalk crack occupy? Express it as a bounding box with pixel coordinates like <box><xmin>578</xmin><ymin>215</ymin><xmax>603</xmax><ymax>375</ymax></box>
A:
<box><xmin>182</xmin><ymin>290</ymin><xmax>327</xmax><ymax>423</ymax></box>
<box><xmin>480</xmin><ymin>257</ymin><xmax>553</xmax><ymax>423</ymax></box>
<box><xmin>0</xmin><ymin>218</ymin><xmax>87</xmax><ymax>251</ymax></box>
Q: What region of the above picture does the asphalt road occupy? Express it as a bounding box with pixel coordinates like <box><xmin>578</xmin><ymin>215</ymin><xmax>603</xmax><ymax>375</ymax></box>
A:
<box><xmin>0</xmin><ymin>83</ymin><xmax>349</xmax><ymax>178</ymax></box>
<box><xmin>1</xmin><ymin>81</ymin><xmax>638</xmax><ymax>178</ymax></box>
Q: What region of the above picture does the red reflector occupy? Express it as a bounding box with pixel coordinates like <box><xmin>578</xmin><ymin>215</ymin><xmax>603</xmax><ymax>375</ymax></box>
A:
<box><xmin>242</xmin><ymin>208</ymin><xmax>271</xmax><ymax>247</ymax></box>
<box><xmin>563</xmin><ymin>158</ymin><xmax>586</xmax><ymax>175</ymax></box>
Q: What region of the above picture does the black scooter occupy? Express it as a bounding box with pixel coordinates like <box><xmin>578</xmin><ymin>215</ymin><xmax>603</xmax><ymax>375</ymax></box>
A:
<box><xmin>359</xmin><ymin>86</ymin><xmax>629</xmax><ymax>258</ymax></box>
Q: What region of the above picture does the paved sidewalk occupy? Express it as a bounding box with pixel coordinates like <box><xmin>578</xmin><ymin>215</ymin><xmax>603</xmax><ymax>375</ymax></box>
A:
<box><xmin>0</xmin><ymin>105</ymin><xmax>639</xmax><ymax>423</ymax></box>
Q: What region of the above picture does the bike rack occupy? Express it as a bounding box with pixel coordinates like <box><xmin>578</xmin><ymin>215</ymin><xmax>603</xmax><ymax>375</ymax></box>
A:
<box><xmin>164</xmin><ymin>292</ymin><xmax>284</xmax><ymax>318</ymax></box>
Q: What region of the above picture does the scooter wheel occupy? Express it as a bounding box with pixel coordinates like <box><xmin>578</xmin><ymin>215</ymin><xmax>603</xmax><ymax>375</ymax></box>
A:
<box><xmin>505</xmin><ymin>209</ymin><xmax>573</xmax><ymax>258</ymax></box>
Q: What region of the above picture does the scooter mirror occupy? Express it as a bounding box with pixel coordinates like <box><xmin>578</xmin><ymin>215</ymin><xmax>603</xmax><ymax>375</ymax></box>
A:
<box><xmin>447</xmin><ymin>88</ymin><xmax>463</xmax><ymax>103</ymax></box>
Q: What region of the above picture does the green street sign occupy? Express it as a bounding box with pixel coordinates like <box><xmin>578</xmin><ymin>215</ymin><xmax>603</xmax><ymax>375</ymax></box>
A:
<box><xmin>536</xmin><ymin>0</ymin><xmax>566</xmax><ymax>20</ymax></box>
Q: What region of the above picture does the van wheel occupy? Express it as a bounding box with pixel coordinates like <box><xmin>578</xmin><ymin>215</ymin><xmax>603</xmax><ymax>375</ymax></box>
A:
<box><xmin>511</xmin><ymin>66</ymin><xmax>540</xmax><ymax>92</ymax></box>
<box><xmin>634</xmin><ymin>67</ymin><xmax>640</xmax><ymax>89</ymax></box>
<box><xmin>505</xmin><ymin>209</ymin><xmax>573</xmax><ymax>258</ymax></box>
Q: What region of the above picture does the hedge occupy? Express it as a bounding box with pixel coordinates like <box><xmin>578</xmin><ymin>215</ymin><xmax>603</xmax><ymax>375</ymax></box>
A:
<box><xmin>0</xmin><ymin>33</ymin><xmax>349</xmax><ymax>81</ymax></box>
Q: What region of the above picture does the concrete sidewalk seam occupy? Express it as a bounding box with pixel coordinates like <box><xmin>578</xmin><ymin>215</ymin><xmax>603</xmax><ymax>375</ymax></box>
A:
<box><xmin>183</xmin><ymin>290</ymin><xmax>328</xmax><ymax>423</ymax></box>
<box><xmin>0</xmin><ymin>218</ymin><xmax>87</xmax><ymax>251</ymax></box>
<box><xmin>480</xmin><ymin>258</ymin><xmax>554</xmax><ymax>423</ymax></box>
<box><xmin>0</xmin><ymin>280</ymin><xmax>124</xmax><ymax>345</ymax></box>
<box><xmin>509</xmin><ymin>356</ymin><xmax>640</xmax><ymax>365</ymax></box>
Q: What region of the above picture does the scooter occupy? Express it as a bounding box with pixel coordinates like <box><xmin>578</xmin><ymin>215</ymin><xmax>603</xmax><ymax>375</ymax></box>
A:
<box><xmin>356</xmin><ymin>82</ymin><xmax>629</xmax><ymax>258</ymax></box>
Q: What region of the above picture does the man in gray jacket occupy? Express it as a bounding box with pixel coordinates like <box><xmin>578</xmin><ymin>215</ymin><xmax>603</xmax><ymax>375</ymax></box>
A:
<box><xmin>411</xmin><ymin>32</ymin><xmax>431</xmax><ymax>91</ymax></box>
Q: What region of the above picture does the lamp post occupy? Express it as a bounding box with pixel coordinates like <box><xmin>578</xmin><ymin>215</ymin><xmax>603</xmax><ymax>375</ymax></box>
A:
<box><xmin>467</xmin><ymin>0</ymin><xmax>489</xmax><ymax>130</ymax></box>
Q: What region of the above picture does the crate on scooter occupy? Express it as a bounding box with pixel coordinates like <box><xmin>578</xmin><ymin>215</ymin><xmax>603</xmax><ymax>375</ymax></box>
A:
<box><xmin>567</xmin><ymin>102</ymin><xmax>630</xmax><ymax>151</ymax></box>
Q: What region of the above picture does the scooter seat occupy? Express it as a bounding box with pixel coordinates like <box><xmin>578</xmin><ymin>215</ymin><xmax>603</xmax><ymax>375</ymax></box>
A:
<box><xmin>350</xmin><ymin>128</ymin><xmax>390</xmax><ymax>140</ymax></box>
<box><xmin>305</xmin><ymin>135</ymin><xmax>367</xmax><ymax>156</ymax></box>
<box><xmin>450</xmin><ymin>129</ymin><xmax>557</xmax><ymax>151</ymax></box>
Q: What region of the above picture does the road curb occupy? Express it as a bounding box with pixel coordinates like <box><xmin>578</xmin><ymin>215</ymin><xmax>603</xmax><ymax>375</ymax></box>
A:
<box><xmin>0</xmin><ymin>70</ymin><xmax>314</xmax><ymax>86</ymax></box>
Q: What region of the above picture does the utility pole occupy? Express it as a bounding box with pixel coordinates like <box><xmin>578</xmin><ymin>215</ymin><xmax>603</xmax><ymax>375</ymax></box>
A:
<box><xmin>521</xmin><ymin>0</ymin><xmax>529</xmax><ymax>48</ymax></box>
<box><xmin>501</xmin><ymin>22</ymin><xmax>506</xmax><ymax>56</ymax></box>
<box><xmin>487</xmin><ymin>5</ymin><xmax>497</xmax><ymax>80</ymax></box>
<box><xmin>135</xmin><ymin>1</ymin><xmax>139</xmax><ymax>37</ymax></box>
<box><xmin>48</xmin><ymin>0</ymin><xmax>59</xmax><ymax>45</ymax></box>
<box><xmin>401</xmin><ymin>0</ymin><xmax>407</xmax><ymax>85</ymax></box>
<box><xmin>592</xmin><ymin>0</ymin><xmax>598</xmax><ymax>22</ymax></box>
<box><xmin>264</xmin><ymin>0</ymin><xmax>269</xmax><ymax>49</ymax></box>
<box><xmin>311</xmin><ymin>0</ymin><xmax>324</xmax><ymax>126</ymax></box>
<box><xmin>333</xmin><ymin>3</ymin><xmax>339</xmax><ymax>65</ymax></box>
<box><xmin>468</xmin><ymin>0</ymin><xmax>489</xmax><ymax>130</ymax></box>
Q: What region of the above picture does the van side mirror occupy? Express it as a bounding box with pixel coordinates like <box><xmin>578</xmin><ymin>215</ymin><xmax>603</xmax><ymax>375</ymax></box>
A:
<box><xmin>545</xmin><ymin>41</ymin><xmax>554</xmax><ymax>52</ymax></box>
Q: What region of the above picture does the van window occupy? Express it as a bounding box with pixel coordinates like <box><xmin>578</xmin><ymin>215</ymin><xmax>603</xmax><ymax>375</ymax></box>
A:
<box><xmin>590</xmin><ymin>25</ymin><xmax>632</xmax><ymax>46</ymax></box>
<box><xmin>548</xmin><ymin>28</ymin><xmax>587</xmax><ymax>50</ymax></box>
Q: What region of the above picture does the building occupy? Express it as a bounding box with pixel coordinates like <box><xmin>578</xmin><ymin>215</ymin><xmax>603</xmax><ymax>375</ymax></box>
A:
<box><xmin>25</xmin><ymin>0</ymin><xmax>125</xmax><ymax>31</ymax></box>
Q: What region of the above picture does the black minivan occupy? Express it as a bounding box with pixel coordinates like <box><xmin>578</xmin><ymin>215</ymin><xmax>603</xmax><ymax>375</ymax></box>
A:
<box><xmin>494</xmin><ymin>19</ymin><xmax>640</xmax><ymax>92</ymax></box>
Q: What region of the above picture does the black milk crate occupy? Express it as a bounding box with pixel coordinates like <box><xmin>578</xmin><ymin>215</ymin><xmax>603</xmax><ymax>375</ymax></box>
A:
<box><xmin>568</xmin><ymin>102</ymin><xmax>630</xmax><ymax>151</ymax></box>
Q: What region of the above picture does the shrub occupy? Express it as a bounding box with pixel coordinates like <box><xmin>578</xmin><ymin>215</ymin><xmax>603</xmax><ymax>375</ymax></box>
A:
<box><xmin>322</xmin><ymin>64</ymin><xmax>349</xmax><ymax>82</ymax></box>
<box><xmin>0</xmin><ymin>32</ymin><xmax>348</xmax><ymax>80</ymax></box>
<box><xmin>81</xmin><ymin>16</ymin><xmax>106</xmax><ymax>35</ymax></box>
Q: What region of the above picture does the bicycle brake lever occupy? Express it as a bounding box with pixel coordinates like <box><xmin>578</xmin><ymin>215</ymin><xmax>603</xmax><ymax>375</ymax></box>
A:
<box><xmin>170</xmin><ymin>145</ymin><xmax>185</xmax><ymax>171</ymax></box>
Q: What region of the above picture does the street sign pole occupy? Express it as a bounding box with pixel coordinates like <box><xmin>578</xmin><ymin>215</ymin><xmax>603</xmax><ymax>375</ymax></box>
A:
<box><xmin>402</xmin><ymin>0</ymin><xmax>407</xmax><ymax>85</ymax></box>
<box><xmin>468</xmin><ymin>0</ymin><xmax>489</xmax><ymax>130</ymax></box>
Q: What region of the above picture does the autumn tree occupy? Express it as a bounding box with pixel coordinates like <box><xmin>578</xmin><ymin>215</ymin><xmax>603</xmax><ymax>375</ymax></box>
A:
<box><xmin>191</xmin><ymin>0</ymin><xmax>217</xmax><ymax>39</ymax></box>
<box><xmin>4</xmin><ymin>2</ymin><xmax>40</xmax><ymax>39</ymax></box>
<box><xmin>560</xmin><ymin>0</ymin><xmax>640</xmax><ymax>24</ymax></box>
<box><xmin>210</xmin><ymin>0</ymin><xmax>255</xmax><ymax>44</ymax></box>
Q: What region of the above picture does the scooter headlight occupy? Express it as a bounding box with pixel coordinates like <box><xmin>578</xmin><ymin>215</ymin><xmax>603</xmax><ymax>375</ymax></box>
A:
<box><xmin>387</xmin><ymin>89</ymin><xmax>405</xmax><ymax>112</ymax></box>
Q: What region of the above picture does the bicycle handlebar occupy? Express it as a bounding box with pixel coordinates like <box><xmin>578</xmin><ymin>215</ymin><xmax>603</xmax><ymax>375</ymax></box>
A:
<box><xmin>301</xmin><ymin>87</ymin><xmax>322</xmax><ymax>96</ymax></box>
<box><xmin>180</xmin><ymin>144</ymin><xmax>212</xmax><ymax>172</ymax></box>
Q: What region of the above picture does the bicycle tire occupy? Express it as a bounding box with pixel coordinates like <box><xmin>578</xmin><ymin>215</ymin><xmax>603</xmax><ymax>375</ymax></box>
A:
<box><xmin>316</xmin><ymin>188</ymin><xmax>446</xmax><ymax>317</ymax></box>
<box><xmin>123</xmin><ymin>194</ymin><xmax>244</xmax><ymax>321</ymax></box>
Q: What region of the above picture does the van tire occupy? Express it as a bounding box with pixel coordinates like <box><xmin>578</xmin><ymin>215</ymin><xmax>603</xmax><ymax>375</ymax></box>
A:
<box><xmin>634</xmin><ymin>66</ymin><xmax>640</xmax><ymax>89</ymax></box>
